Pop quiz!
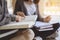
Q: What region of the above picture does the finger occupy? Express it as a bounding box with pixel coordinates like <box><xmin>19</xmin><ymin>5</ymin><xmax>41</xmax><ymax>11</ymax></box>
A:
<box><xmin>21</xmin><ymin>17</ymin><xmax>25</xmax><ymax>20</ymax></box>
<box><xmin>17</xmin><ymin>12</ymin><xmax>25</xmax><ymax>17</ymax></box>
<box><xmin>20</xmin><ymin>13</ymin><xmax>25</xmax><ymax>17</ymax></box>
<box><xmin>16</xmin><ymin>17</ymin><xmax>19</xmax><ymax>22</ymax></box>
<box><xmin>47</xmin><ymin>15</ymin><xmax>51</xmax><ymax>18</ymax></box>
<box><xmin>16</xmin><ymin>16</ymin><xmax>22</xmax><ymax>22</ymax></box>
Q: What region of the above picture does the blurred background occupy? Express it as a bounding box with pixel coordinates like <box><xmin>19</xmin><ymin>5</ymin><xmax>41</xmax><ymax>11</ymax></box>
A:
<box><xmin>6</xmin><ymin>0</ymin><xmax>60</xmax><ymax>23</ymax></box>
<box><xmin>5</xmin><ymin>0</ymin><xmax>60</xmax><ymax>40</ymax></box>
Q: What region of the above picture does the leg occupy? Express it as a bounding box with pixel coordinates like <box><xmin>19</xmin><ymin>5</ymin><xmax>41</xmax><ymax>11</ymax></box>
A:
<box><xmin>10</xmin><ymin>29</ymin><xmax>35</xmax><ymax>40</ymax></box>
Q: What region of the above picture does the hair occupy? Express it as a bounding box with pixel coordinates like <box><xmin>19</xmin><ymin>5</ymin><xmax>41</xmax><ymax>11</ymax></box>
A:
<box><xmin>24</xmin><ymin>0</ymin><xmax>29</xmax><ymax>1</ymax></box>
<box><xmin>0</xmin><ymin>0</ymin><xmax>2</xmax><ymax>6</ymax></box>
<box><xmin>33</xmin><ymin>0</ymin><xmax>40</xmax><ymax>4</ymax></box>
<box><xmin>24</xmin><ymin>0</ymin><xmax>40</xmax><ymax>4</ymax></box>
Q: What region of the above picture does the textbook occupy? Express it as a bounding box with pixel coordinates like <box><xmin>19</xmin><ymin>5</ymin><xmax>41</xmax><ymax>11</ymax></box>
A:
<box><xmin>0</xmin><ymin>15</ymin><xmax>37</xmax><ymax>30</ymax></box>
<box><xmin>34</xmin><ymin>21</ymin><xmax>53</xmax><ymax>31</ymax></box>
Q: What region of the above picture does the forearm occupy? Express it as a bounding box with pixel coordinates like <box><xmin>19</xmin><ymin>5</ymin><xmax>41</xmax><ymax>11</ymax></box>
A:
<box><xmin>37</xmin><ymin>16</ymin><xmax>44</xmax><ymax>22</ymax></box>
<box><xmin>14</xmin><ymin>0</ymin><xmax>22</xmax><ymax>15</ymax></box>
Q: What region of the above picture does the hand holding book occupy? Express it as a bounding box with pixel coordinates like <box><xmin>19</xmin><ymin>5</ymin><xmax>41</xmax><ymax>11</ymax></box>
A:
<box><xmin>43</xmin><ymin>16</ymin><xmax>51</xmax><ymax>22</ymax></box>
<box><xmin>16</xmin><ymin>15</ymin><xmax>25</xmax><ymax>22</ymax></box>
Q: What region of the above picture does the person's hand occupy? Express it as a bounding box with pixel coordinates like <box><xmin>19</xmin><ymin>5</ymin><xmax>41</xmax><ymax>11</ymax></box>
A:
<box><xmin>16</xmin><ymin>12</ymin><xmax>25</xmax><ymax>17</ymax></box>
<box><xmin>44</xmin><ymin>16</ymin><xmax>51</xmax><ymax>22</ymax></box>
<box><xmin>16</xmin><ymin>15</ymin><xmax>24</xmax><ymax>22</ymax></box>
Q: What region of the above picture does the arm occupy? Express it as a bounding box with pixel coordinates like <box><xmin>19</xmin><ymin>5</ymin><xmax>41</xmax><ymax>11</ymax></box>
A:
<box><xmin>35</xmin><ymin>4</ymin><xmax>44</xmax><ymax>22</ymax></box>
<box><xmin>14</xmin><ymin>0</ymin><xmax>23</xmax><ymax>15</ymax></box>
<box><xmin>14</xmin><ymin>0</ymin><xmax>25</xmax><ymax>17</ymax></box>
<box><xmin>10</xmin><ymin>14</ymin><xmax>22</xmax><ymax>22</ymax></box>
<box><xmin>35</xmin><ymin>4</ymin><xmax>51</xmax><ymax>22</ymax></box>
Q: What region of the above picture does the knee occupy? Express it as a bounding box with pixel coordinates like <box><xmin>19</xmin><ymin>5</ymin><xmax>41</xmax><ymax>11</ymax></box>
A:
<box><xmin>24</xmin><ymin>29</ymin><xmax>35</xmax><ymax>40</ymax></box>
<box><xmin>28</xmin><ymin>29</ymin><xmax>35</xmax><ymax>37</ymax></box>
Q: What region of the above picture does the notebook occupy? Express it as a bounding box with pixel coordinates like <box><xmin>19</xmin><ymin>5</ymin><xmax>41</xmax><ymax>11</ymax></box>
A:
<box><xmin>0</xmin><ymin>15</ymin><xmax>37</xmax><ymax>30</ymax></box>
<box><xmin>34</xmin><ymin>21</ymin><xmax>53</xmax><ymax>31</ymax></box>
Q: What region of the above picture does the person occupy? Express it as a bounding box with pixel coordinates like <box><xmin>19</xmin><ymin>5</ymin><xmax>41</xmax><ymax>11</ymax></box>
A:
<box><xmin>14</xmin><ymin>0</ymin><xmax>51</xmax><ymax>22</ymax></box>
<box><xmin>0</xmin><ymin>0</ymin><xmax>34</xmax><ymax>40</ymax></box>
<box><xmin>0</xmin><ymin>0</ymin><xmax>22</xmax><ymax>26</ymax></box>
<box><xmin>13</xmin><ymin>0</ymin><xmax>58</xmax><ymax>40</ymax></box>
<box><xmin>11</xmin><ymin>0</ymin><xmax>35</xmax><ymax>40</ymax></box>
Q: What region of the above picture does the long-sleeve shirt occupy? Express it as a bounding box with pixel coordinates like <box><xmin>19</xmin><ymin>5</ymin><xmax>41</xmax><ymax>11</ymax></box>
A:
<box><xmin>0</xmin><ymin>0</ymin><xmax>16</xmax><ymax>26</ymax></box>
<box><xmin>0</xmin><ymin>0</ymin><xmax>17</xmax><ymax>38</ymax></box>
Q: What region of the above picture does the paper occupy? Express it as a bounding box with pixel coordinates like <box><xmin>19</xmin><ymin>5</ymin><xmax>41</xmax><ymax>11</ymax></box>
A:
<box><xmin>0</xmin><ymin>15</ymin><xmax>37</xmax><ymax>30</ymax></box>
<box><xmin>21</xmin><ymin>15</ymin><xmax>37</xmax><ymax>22</ymax></box>
<box><xmin>39</xmin><ymin>28</ymin><xmax>53</xmax><ymax>31</ymax></box>
<box><xmin>35</xmin><ymin>21</ymin><xmax>53</xmax><ymax>27</ymax></box>
<box><xmin>34</xmin><ymin>21</ymin><xmax>53</xmax><ymax>31</ymax></box>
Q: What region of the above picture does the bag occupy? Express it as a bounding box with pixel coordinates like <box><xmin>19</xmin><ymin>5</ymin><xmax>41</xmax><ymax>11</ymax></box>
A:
<box><xmin>32</xmin><ymin>22</ymin><xmax>59</xmax><ymax>38</ymax></box>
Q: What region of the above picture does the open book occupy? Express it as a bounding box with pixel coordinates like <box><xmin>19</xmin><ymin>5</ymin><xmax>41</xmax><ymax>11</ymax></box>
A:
<box><xmin>0</xmin><ymin>15</ymin><xmax>37</xmax><ymax>30</ymax></box>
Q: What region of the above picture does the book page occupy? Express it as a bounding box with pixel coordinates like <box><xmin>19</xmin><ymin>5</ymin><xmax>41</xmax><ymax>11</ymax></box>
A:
<box><xmin>0</xmin><ymin>15</ymin><xmax>37</xmax><ymax>30</ymax></box>
<box><xmin>34</xmin><ymin>21</ymin><xmax>53</xmax><ymax>27</ymax></box>
<box><xmin>21</xmin><ymin>15</ymin><xmax>37</xmax><ymax>22</ymax></box>
<box><xmin>34</xmin><ymin>21</ymin><xmax>53</xmax><ymax>31</ymax></box>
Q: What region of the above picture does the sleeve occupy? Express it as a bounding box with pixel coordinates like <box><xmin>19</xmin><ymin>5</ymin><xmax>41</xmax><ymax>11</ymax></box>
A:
<box><xmin>0</xmin><ymin>14</ymin><xmax>16</xmax><ymax>26</ymax></box>
<box><xmin>14</xmin><ymin>0</ymin><xmax>23</xmax><ymax>15</ymax></box>
<box><xmin>10</xmin><ymin>14</ymin><xmax>16</xmax><ymax>21</ymax></box>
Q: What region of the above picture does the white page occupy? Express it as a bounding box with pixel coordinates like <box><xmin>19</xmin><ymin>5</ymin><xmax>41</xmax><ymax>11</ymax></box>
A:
<box><xmin>34</xmin><ymin>21</ymin><xmax>54</xmax><ymax>31</ymax></box>
<box><xmin>34</xmin><ymin>21</ymin><xmax>53</xmax><ymax>28</ymax></box>
<box><xmin>0</xmin><ymin>15</ymin><xmax>37</xmax><ymax>30</ymax></box>
<box><xmin>39</xmin><ymin>28</ymin><xmax>53</xmax><ymax>31</ymax></box>
<box><xmin>21</xmin><ymin>15</ymin><xmax>37</xmax><ymax>22</ymax></box>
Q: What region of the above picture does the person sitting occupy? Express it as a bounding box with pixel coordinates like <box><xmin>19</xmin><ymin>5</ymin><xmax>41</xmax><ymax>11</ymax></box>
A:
<box><xmin>0</xmin><ymin>0</ymin><xmax>34</xmax><ymax>40</ymax></box>
<box><xmin>13</xmin><ymin>0</ymin><xmax>58</xmax><ymax>40</ymax></box>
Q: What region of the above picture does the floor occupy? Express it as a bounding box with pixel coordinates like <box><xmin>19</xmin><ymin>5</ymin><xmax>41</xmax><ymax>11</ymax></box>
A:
<box><xmin>35</xmin><ymin>27</ymin><xmax>60</xmax><ymax>40</ymax></box>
